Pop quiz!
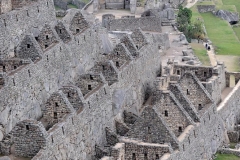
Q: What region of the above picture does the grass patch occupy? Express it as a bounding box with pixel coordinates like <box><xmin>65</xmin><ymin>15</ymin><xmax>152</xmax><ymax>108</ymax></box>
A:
<box><xmin>216</xmin><ymin>55</ymin><xmax>240</xmax><ymax>72</ymax></box>
<box><xmin>67</xmin><ymin>3</ymin><xmax>78</xmax><ymax>9</ymax></box>
<box><xmin>197</xmin><ymin>1</ymin><xmax>214</xmax><ymax>5</ymax></box>
<box><xmin>230</xmin><ymin>142</ymin><xmax>237</xmax><ymax>149</ymax></box>
<box><xmin>201</xmin><ymin>12</ymin><xmax>240</xmax><ymax>55</ymax></box>
<box><xmin>222</xmin><ymin>0</ymin><xmax>240</xmax><ymax>13</ymax></box>
<box><xmin>218</xmin><ymin>5</ymin><xmax>237</xmax><ymax>12</ymax></box>
<box><xmin>190</xmin><ymin>43</ymin><xmax>211</xmax><ymax>66</ymax></box>
<box><xmin>233</xmin><ymin>26</ymin><xmax>240</xmax><ymax>41</ymax></box>
<box><xmin>190</xmin><ymin>3</ymin><xmax>203</xmax><ymax>22</ymax></box>
<box><xmin>55</xmin><ymin>5</ymin><xmax>61</xmax><ymax>11</ymax></box>
<box><xmin>215</xmin><ymin>153</ymin><xmax>240</xmax><ymax>160</ymax></box>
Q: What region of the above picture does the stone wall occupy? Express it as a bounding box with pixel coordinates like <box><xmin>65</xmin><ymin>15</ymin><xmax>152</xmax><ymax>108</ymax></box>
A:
<box><xmin>122</xmin><ymin>138</ymin><xmax>172</xmax><ymax>160</ymax></box>
<box><xmin>107</xmin><ymin>16</ymin><xmax>162</xmax><ymax>32</ymax></box>
<box><xmin>178</xmin><ymin>72</ymin><xmax>213</xmax><ymax>114</ymax></box>
<box><xmin>218</xmin><ymin>148</ymin><xmax>240</xmax><ymax>157</ymax></box>
<box><xmin>53</xmin><ymin>0</ymin><xmax>68</xmax><ymax>10</ymax></box>
<box><xmin>217</xmin><ymin>80</ymin><xmax>240</xmax><ymax>131</ymax></box>
<box><xmin>152</xmin><ymin>91</ymin><xmax>193</xmax><ymax>137</ymax></box>
<box><xmin>197</xmin><ymin>5</ymin><xmax>215</xmax><ymax>13</ymax></box>
<box><xmin>0</xmin><ymin>0</ymin><xmax>56</xmax><ymax>58</ymax></box>
<box><xmin>0</xmin><ymin>15</ymin><xmax>102</xmax><ymax>135</ymax></box>
<box><xmin>173</xmin><ymin>65</ymin><xmax>213</xmax><ymax>82</ymax></box>
<box><xmin>0</xmin><ymin>7</ymin><xmax>162</xmax><ymax>158</ymax></box>
<box><xmin>0</xmin><ymin>0</ymin><xmax>12</xmax><ymax>14</ymax></box>
<box><xmin>105</xmin><ymin>0</ymin><xmax>124</xmax><ymax>9</ymax></box>
<box><xmin>168</xmin><ymin>103</ymin><xmax>224</xmax><ymax>160</ymax></box>
<box><xmin>225</xmin><ymin>72</ymin><xmax>240</xmax><ymax>87</ymax></box>
<box><xmin>11</xmin><ymin>119</ymin><xmax>48</xmax><ymax>157</ymax></box>
<box><xmin>125</xmin><ymin>106</ymin><xmax>179</xmax><ymax>149</ymax></box>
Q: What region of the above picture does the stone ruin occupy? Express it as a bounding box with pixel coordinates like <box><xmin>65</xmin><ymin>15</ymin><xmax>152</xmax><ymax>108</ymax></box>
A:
<box><xmin>0</xmin><ymin>0</ymin><xmax>239</xmax><ymax>159</ymax></box>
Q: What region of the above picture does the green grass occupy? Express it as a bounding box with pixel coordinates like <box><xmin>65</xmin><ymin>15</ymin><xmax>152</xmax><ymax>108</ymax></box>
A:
<box><xmin>191</xmin><ymin>3</ymin><xmax>203</xmax><ymax>22</ymax></box>
<box><xmin>230</xmin><ymin>142</ymin><xmax>237</xmax><ymax>149</ymax></box>
<box><xmin>190</xmin><ymin>43</ymin><xmax>211</xmax><ymax>66</ymax></box>
<box><xmin>201</xmin><ymin>13</ymin><xmax>240</xmax><ymax>55</ymax></box>
<box><xmin>233</xmin><ymin>26</ymin><xmax>240</xmax><ymax>41</ymax></box>
<box><xmin>222</xmin><ymin>0</ymin><xmax>240</xmax><ymax>13</ymax></box>
<box><xmin>67</xmin><ymin>3</ymin><xmax>78</xmax><ymax>9</ymax></box>
<box><xmin>197</xmin><ymin>1</ymin><xmax>214</xmax><ymax>5</ymax></box>
<box><xmin>215</xmin><ymin>153</ymin><xmax>240</xmax><ymax>160</ymax></box>
<box><xmin>55</xmin><ymin>5</ymin><xmax>61</xmax><ymax>11</ymax></box>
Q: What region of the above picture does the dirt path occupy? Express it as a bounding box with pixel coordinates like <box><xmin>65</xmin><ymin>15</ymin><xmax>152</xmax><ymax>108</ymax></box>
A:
<box><xmin>204</xmin><ymin>43</ymin><xmax>218</xmax><ymax>66</ymax></box>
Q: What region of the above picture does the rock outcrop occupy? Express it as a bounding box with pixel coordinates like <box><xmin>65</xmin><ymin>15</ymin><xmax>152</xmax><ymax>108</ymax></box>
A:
<box><xmin>215</xmin><ymin>10</ymin><xmax>239</xmax><ymax>25</ymax></box>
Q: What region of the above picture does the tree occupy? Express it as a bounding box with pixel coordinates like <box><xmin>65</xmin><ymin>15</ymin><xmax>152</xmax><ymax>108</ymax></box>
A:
<box><xmin>177</xmin><ymin>6</ymin><xmax>204</xmax><ymax>42</ymax></box>
<box><xmin>178</xmin><ymin>5</ymin><xmax>192</xmax><ymax>24</ymax></box>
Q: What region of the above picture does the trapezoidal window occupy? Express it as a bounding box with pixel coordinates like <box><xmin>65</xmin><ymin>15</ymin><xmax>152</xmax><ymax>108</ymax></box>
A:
<box><xmin>3</xmin><ymin>66</ymin><xmax>6</xmax><ymax>72</ymax></box>
<box><xmin>88</xmin><ymin>85</ymin><xmax>92</xmax><ymax>90</ymax></box>
<box><xmin>46</xmin><ymin>35</ymin><xmax>49</xmax><ymax>40</ymax></box>
<box><xmin>198</xmin><ymin>104</ymin><xmax>202</xmax><ymax>110</ymax></box>
<box><xmin>144</xmin><ymin>153</ymin><xmax>148</xmax><ymax>160</ymax></box>
<box><xmin>147</xmin><ymin>126</ymin><xmax>151</xmax><ymax>134</ymax></box>
<box><xmin>55</xmin><ymin>102</ymin><xmax>59</xmax><ymax>107</ymax></box>
<box><xmin>54</xmin><ymin>112</ymin><xmax>57</xmax><ymax>119</ymax></box>
<box><xmin>164</xmin><ymin>110</ymin><xmax>168</xmax><ymax>117</ymax></box>
<box><xmin>90</xmin><ymin>75</ymin><xmax>93</xmax><ymax>80</ymax></box>
<box><xmin>26</xmin><ymin>125</ymin><xmax>29</xmax><ymax>130</ymax></box>
<box><xmin>178</xmin><ymin>126</ymin><xmax>183</xmax><ymax>133</ymax></box>
<box><xmin>204</xmin><ymin>71</ymin><xmax>207</xmax><ymax>77</ymax></box>
<box><xmin>132</xmin><ymin>153</ymin><xmax>136</xmax><ymax>160</ymax></box>
<box><xmin>116</xmin><ymin>61</ymin><xmax>119</xmax><ymax>67</ymax></box>
<box><xmin>177</xmin><ymin>70</ymin><xmax>180</xmax><ymax>75</ymax></box>
<box><xmin>27</xmin><ymin>44</ymin><xmax>30</xmax><ymax>48</ymax></box>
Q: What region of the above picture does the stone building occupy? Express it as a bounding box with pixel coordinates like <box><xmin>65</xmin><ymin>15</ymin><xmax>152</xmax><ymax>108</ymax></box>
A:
<box><xmin>10</xmin><ymin>120</ymin><xmax>47</xmax><ymax>157</ymax></box>
<box><xmin>0</xmin><ymin>0</ymin><xmax>239</xmax><ymax>159</ymax></box>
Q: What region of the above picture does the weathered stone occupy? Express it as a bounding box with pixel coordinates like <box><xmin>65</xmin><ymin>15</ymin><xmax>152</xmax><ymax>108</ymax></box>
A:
<box><xmin>215</xmin><ymin>10</ymin><xmax>239</xmax><ymax>25</ymax></box>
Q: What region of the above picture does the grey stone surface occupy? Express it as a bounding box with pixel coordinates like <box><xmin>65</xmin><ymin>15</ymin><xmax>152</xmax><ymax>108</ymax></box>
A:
<box><xmin>197</xmin><ymin>5</ymin><xmax>215</xmax><ymax>13</ymax></box>
<box><xmin>215</xmin><ymin>10</ymin><xmax>239</xmax><ymax>24</ymax></box>
<box><xmin>0</xmin><ymin>0</ymin><xmax>238</xmax><ymax>160</ymax></box>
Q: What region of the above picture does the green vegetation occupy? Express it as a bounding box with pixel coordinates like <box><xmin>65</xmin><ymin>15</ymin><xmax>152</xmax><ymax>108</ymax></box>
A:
<box><xmin>233</xmin><ymin>26</ymin><xmax>240</xmax><ymax>41</ymax></box>
<box><xmin>230</xmin><ymin>142</ymin><xmax>237</xmax><ymax>149</ymax></box>
<box><xmin>177</xmin><ymin>6</ymin><xmax>205</xmax><ymax>42</ymax></box>
<box><xmin>214</xmin><ymin>153</ymin><xmax>240</xmax><ymax>160</ymax></box>
<box><xmin>189</xmin><ymin>0</ymin><xmax>240</xmax><ymax>69</ymax></box>
<box><xmin>190</xmin><ymin>0</ymin><xmax>240</xmax><ymax>55</ymax></box>
<box><xmin>190</xmin><ymin>43</ymin><xmax>211</xmax><ymax>66</ymax></box>
<box><xmin>67</xmin><ymin>3</ymin><xmax>78</xmax><ymax>9</ymax></box>
<box><xmin>55</xmin><ymin>5</ymin><xmax>61</xmax><ymax>11</ymax></box>
<box><xmin>201</xmin><ymin>12</ymin><xmax>240</xmax><ymax>55</ymax></box>
<box><xmin>222</xmin><ymin>0</ymin><xmax>240</xmax><ymax>13</ymax></box>
<box><xmin>216</xmin><ymin>55</ymin><xmax>240</xmax><ymax>72</ymax></box>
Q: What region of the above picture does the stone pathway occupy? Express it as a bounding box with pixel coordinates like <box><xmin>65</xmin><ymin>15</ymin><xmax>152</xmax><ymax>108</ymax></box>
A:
<box><xmin>204</xmin><ymin>43</ymin><xmax>218</xmax><ymax>66</ymax></box>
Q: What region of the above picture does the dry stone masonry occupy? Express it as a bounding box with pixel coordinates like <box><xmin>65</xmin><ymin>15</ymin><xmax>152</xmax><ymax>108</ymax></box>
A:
<box><xmin>0</xmin><ymin>0</ymin><xmax>239</xmax><ymax>159</ymax></box>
